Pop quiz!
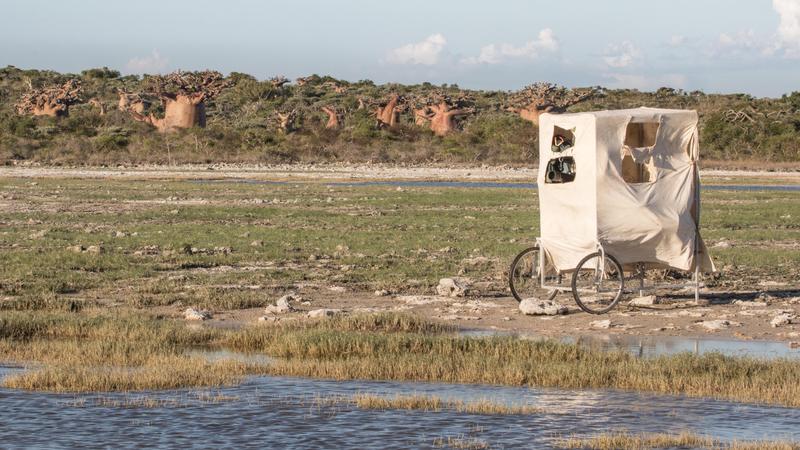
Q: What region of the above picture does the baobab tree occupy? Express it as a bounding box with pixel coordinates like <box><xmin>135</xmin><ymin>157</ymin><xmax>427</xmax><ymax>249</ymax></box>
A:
<box><xmin>128</xmin><ymin>71</ymin><xmax>230</xmax><ymax>133</ymax></box>
<box><xmin>413</xmin><ymin>92</ymin><xmax>474</xmax><ymax>136</ymax></box>
<box><xmin>88</xmin><ymin>98</ymin><xmax>107</xmax><ymax>116</ymax></box>
<box><xmin>375</xmin><ymin>94</ymin><xmax>403</xmax><ymax>128</ymax></box>
<box><xmin>508</xmin><ymin>83</ymin><xmax>597</xmax><ymax>126</ymax></box>
<box><xmin>321</xmin><ymin>106</ymin><xmax>341</xmax><ymax>129</ymax></box>
<box><xmin>270</xmin><ymin>75</ymin><xmax>289</xmax><ymax>88</ymax></box>
<box><xmin>15</xmin><ymin>79</ymin><xmax>82</xmax><ymax>117</ymax></box>
<box><xmin>117</xmin><ymin>90</ymin><xmax>148</xmax><ymax>114</ymax></box>
<box><xmin>275</xmin><ymin>109</ymin><xmax>297</xmax><ymax>133</ymax></box>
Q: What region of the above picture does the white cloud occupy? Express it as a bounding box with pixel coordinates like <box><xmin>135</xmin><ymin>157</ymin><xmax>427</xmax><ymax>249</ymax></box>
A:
<box><xmin>603</xmin><ymin>41</ymin><xmax>641</xmax><ymax>68</ymax></box>
<box><xmin>773</xmin><ymin>0</ymin><xmax>800</xmax><ymax>56</ymax></box>
<box><xmin>605</xmin><ymin>73</ymin><xmax>687</xmax><ymax>90</ymax></box>
<box><xmin>461</xmin><ymin>28</ymin><xmax>559</xmax><ymax>64</ymax></box>
<box><xmin>125</xmin><ymin>50</ymin><xmax>169</xmax><ymax>74</ymax></box>
<box><xmin>386</xmin><ymin>34</ymin><xmax>447</xmax><ymax>65</ymax></box>
<box><xmin>668</xmin><ymin>35</ymin><xmax>686</xmax><ymax>47</ymax></box>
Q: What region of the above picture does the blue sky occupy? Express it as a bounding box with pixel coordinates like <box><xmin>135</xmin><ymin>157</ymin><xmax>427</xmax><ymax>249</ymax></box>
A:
<box><xmin>1</xmin><ymin>0</ymin><xmax>799</xmax><ymax>96</ymax></box>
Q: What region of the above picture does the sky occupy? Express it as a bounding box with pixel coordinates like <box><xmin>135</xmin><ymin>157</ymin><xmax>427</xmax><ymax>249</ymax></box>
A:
<box><xmin>1</xmin><ymin>0</ymin><xmax>799</xmax><ymax>97</ymax></box>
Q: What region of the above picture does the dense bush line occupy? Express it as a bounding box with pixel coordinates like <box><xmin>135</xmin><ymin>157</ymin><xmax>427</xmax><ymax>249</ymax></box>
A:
<box><xmin>1</xmin><ymin>66</ymin><xmax>798</xmax><ymax>165</ymax></box>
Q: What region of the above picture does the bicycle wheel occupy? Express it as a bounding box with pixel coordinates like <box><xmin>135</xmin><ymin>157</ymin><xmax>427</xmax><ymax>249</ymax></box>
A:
<box><xmin>509</xmin><ymin>245</ymin><xmax>560</xmax><ymax>303</ymax></box>
<box><xmin>571</xmin><ymin>251</ymin><xmax>624</xmax><ymax>314</ymax></box>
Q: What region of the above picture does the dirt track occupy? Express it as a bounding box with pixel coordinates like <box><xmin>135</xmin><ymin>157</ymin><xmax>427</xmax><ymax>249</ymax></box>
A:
<box><xmin>2</xmin><ymin>163</ymin><xmax>800</xmax><ymax>183</ymax></box>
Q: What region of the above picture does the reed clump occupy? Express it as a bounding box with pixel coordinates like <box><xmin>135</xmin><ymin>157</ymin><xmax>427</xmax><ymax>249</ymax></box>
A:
<box><xmin>349</xmin><ymin>393</ymin><xmax>542</xmax><ymax>415</ymax></box>
<box><xmin>555</xmin><ymin>431</ymin><xmax>800</xmax><ymax>450</ymax></box>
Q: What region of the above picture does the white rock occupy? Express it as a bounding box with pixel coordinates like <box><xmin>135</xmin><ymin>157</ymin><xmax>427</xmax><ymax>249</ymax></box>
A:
<box><xmin>733</xmin><ymin>300</ymin><xmax>769</xmax><ymax>307</ymax></box>
<box><xmin>713</xmin><ymin>239</ymin><xmax>732</xmax><ymax>249</ymax></box>
<box><xmin>374</xmin><ymin>289</ymin><xmax>391</xmax><ymax>297</ymax></box>
<box><xmin>628</xmin><ymin>295</ymin><xmax>660</xmax><ymax>307</ymax></box>
<box><xmin>265</xmin><ymin>294</ymin><xmax>297</xmax><ymax>314</ymax></box>
<box><xmin>699</xmin><ymin>319</ymin><xmax>740</xmax><ymax>331</ymax></box>
<box><xmin>397</xmin><ymin>295</ymin><xmax>449</xmax><ymax>305</ymax></box>
<box><xmin>328</xmin><ymin>286</ymin><xmax>348</xmax><ymax>293</ymax></box>
<box><xmin>771</xmin><ymin>313</ymin><xmax>796</xmax><ymax>328</ymax></box>
<box><xmin>436</xmin><ymin>278</ymin><xmax>470</xmax><ymax>297</ymax></box>
<box><xmin>590</xmin><ymin>319</ymin><xmax>612</xmax><ymax>329</ymax></box>
<box><xmin>518</xmin><ymin>298</ymin><xmax>568</xmax><ymax>316</ymax></box>
<box><xmin>184</xmin><ymin>308</ymin><xmax>211</xmax><ymax>321</ymax></box>
<box><xmin>258</xmin><ymin>316</ymin><xmax>280</xmax><ymax>323</ymax></box>
<box><xmin>307</xmin><ymin>308</ymin><xmax>342</xmax><ymax>319</ymax></box>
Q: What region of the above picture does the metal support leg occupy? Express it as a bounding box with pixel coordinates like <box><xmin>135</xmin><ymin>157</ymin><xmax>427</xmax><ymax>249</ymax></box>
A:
<box><xmin>693</xmin><ymin>265</ymin><xmax>700</xmax><ymax>302</ymax></box>
<box><xmin>638</xmin><ymin>265</ymin><xmax>645</xmax><ymax>297</ymax></box>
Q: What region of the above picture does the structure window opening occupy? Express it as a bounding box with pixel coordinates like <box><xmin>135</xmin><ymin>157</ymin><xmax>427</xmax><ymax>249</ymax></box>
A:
<box><xmin>552</xmin><ymin>125</ymin><xmax>575</xmax><ymax>153</ymax></box>
<box><xmin>545</xmin><ymin>156</ymin><xmax>576</xmax><ymax>184</ymax></box>
<box><xmin>621</xmin><ymin>121</ymin><xmax>659</xmax><ymax>183</ymax></box>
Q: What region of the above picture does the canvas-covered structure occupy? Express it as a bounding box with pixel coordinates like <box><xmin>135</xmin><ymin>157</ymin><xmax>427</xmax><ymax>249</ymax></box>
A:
<box><xmin>537</xmin><ymin>107</ymin><xmax>715</xmax><ymax>273</ymax></box>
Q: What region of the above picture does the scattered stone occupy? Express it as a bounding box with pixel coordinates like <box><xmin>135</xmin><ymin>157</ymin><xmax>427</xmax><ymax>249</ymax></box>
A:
<box><xmin>328</xmin><ymin>286</ymin><xmax>347</xmax><ymax>293</ymax></box>
<box><xmin>590</xmin><ymin>319</ymin><xmax>612</xmax><ymax>329</ymax></box>
<box><xmin>258</xmin><ymin>316</ymin><xmax>280</xmax><ymax>323</ymax></box>
<box><xmin>462</xmin><ymin>256</ymin><xmax>491</xmax><ymax>266</ymax></box>
<box><xmin>250</xmin><ymin>240</ymin><xmax>263</xmax><ymax>247</ymax></box>
<box><xmin>734</xmin><ymin>300</ymin><xmax>769</xmax><ymax>307</ymax></box>
<box><xmin>397</xmin><ymin>295</ymin><xmax>449</xmax><ymax>305</ymax></box>
<box><xmin>374</xmin><ymin>289</ymin><xmax>391</xmax><ymax>297</ymax></box>
<box><xmin>308</xmin><ymin>254</ymin><xmax>318</xmax><ymax>261</ymax></box>
<box><xmin>518</xmin><ymin>298</ymin><xmax>568</xmax><ymax>316</ymax></box>
<box><xmin>502</xmin><ymin>316</ymin><xmax>511</xmax><ymax>321</ymax></box>
<box><xmin>264</xmin><ymin>294</ymin><xmax>298</xmax><ymax>314</ymax></box>
<box><xmin>307</xmin><ymin>308</ymin><xmax>342</xmax><ymax>319</ymax></box>
<box><xmin>436</xmin><ymin>278</ymin><xmax>470</xmax><ymax>297</ymax></box>
<box><xmin>67</xmin><ymin>245</ymin><xmax>85</xmax><ymax>253</ymax></box>
<box><xmin>628</xmin><ymin>295</ymin><xmax>660</xmax><ymax>307</ymax></box>
<box><xmin>699</xmin><ymin>319</ymin><xmax>740</xmax><ymax>331</ymax></box>
<box><xmin>29</xmin><ymin>230</ymin><xmax>48</xmax><ymax>239</ymax></box>
<box><xmin>440</xmin><ymin>314</ymin><xmax>481</xmax><ymax>321</ymax></box>
<box><xmin>713</xmin><ymin>239</ymin><xmax>732</xmax><ymax>249</ymax></box>
<box><xmin>114</xmin><ymin>231</ymin><xmax>127</xmax><ymax>238</ymax></box>
<box><xmin>86</xmin><ymin>245</ymin><xmax>103</xmax><ymax>254</ymax></box>
<box><xmin>770</xmin><ymin>313</ymin><xmax>796</xmax><ymax>328</ymax></box>
<box><xmin>184</xmin><ymin>308</ymin><xmax>211</xmax><ymax>321</ymax></box>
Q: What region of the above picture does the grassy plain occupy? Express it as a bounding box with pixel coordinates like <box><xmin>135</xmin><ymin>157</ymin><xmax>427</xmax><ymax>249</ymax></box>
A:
<box><xmin>1</xmin><ymin>175</ymin><xmax>798</xmax><ymax>313</ymax></box>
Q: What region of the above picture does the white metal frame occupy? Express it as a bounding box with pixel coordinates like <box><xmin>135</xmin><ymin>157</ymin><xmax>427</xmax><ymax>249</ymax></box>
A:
<box><xmin>536</xmin><ymin>237</ymin><xmax>702</xmax><ymax>300</ymax></box>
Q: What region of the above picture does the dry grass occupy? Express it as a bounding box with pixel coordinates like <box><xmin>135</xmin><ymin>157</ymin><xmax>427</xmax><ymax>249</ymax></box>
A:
<box><xmin>4</xmin><ymin>310</ymin><xmax>800</xmax><ymax>407</ymax></box>
<box><xmin>228</xmin><ymin>326</ymin><xmax>800</xmax><ymax>407</ymax></box>
<box><xmin>432</xmin><ymin>436</ymin><xmax>490</xmax><ymax>449</ymax></box>
<box><xmin>556</xmin><ymin>431</ymin><xmax>800</xmax><ymax>450</ymax></box>
<box><xmin>316</xmin><ymin>392</ymin><xmax>542</xmax><ymax>415</ymax></box>
<box><xmin>3</xmin><ymin>356</ymin><xmax>267</xmax><ymax>393</ymax></box>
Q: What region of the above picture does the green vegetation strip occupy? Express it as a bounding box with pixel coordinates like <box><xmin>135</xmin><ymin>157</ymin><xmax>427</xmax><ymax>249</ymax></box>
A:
<box><xmin>3</xmin><ymin>311</ymin><xmax>800</xmax><ymax>410</ymax></box>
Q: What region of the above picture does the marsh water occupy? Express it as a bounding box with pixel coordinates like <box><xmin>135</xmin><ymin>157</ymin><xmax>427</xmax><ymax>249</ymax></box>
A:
<box><xmin>2</xmin><ymin>360</ymin><xmax>799</xmax><ymax>449</ymax></box>
<box><xmin>458</xmin><ymin>331</ymin><xmax>800</xmax><ymax>360</ymax></box>
<box><xmin>3</xmin><ymin>335</ymin><xmax>799</xmax><ymax>448</ymax></box>
<box><xmin>193</xmin><ymin>178</ymin><xmax>800</xmax><ymax>191</ymax></box>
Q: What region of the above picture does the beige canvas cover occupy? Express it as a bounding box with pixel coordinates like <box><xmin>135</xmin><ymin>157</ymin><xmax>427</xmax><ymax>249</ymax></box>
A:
<box><xmin>537</xmin><ymin>107</ymin><xmax>715</xmax><ymax>273</ymax></box>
